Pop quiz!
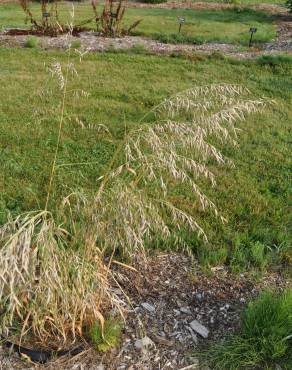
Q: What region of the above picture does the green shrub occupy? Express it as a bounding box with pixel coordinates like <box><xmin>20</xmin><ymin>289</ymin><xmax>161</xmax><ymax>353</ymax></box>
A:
<box><xmin>89</xmin><ymin>317</ymin><xmax>123</xmax><ymax>352</ymax></box>
<box><xmin>204</xmin><ymin>290</ymin><xmax>292</xmax><ymax>369</ymax></box>
<box><xmin>24</xmin><ymin>36</ymin><xmax>39</xmax><ymax>49</ymax></box>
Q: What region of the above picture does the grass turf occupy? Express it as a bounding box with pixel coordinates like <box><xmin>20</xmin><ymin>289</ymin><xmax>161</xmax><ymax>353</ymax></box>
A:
<box><xmin>0</xmin><ymin>2</ymin><xmax>277</xmax><ymax>45</ymax></box>
<box><xmin>0</xmin><ymin>47</ymin><xmax>291</xmax><ymax>270</ymax></box>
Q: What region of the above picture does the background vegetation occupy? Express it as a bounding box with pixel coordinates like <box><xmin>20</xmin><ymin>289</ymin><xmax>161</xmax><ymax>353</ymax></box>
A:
<box><xmin>0</xmin><ymin>2</ymin><xmax>277</xmax><ymax>45</ymax></box>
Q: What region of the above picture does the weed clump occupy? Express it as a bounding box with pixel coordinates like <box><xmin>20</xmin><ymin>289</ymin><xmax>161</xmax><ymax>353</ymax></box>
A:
<box><xmin>25</xmin><ymin>36</ymin><xmax>39</xmax><ymax>48</ymax></box>
<box><xmin>156</xmin><ymin>33</ymin><xmax>204</xmax><ymax>45</ymax></box>
<box><xmin>203</xmin><ymin>289</ymin><xmax>292</xmax><ymax>369</ymax></box>
<box><xmin>89</xmin><ymin>317</ymin><xmax>123</xmax><ymax>352</ymax></box>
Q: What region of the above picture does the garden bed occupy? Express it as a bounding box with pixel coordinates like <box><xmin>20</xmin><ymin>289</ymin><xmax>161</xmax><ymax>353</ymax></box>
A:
<box><xmin>0</xmin><ymin>23</ymin><xmax>291</xmax><ymax>60</ymax></box>
<box><xmin>0</xmin><ymin>253</ymin><xmax>289</xmax><ymax>369</ymax></box>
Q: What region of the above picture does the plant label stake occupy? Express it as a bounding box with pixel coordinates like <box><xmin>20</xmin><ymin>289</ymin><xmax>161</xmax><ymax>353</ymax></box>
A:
<box><xmin>43</xmin><ymin>12</ymin><xmax>50</xmax><ymax>27</ymax></box>
<box><xmin>178</xmin><ymin>17</ymin><xmax>185</xmax><ymax>34</ymax></box>
<box><xmin>249</xmin><ymin>27</ymin><xmax>257</xmax><ymax>47</ymax></box>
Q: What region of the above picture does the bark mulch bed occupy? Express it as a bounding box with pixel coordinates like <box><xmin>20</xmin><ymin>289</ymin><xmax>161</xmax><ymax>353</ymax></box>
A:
<box><xmin>0</xmin><ymin>253</ymin><xmax>290</xmax><ymax>370</ymax></box>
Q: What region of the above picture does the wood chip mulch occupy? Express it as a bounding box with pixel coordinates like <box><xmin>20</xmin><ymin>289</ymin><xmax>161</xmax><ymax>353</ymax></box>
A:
<box><xmin>1</xmin><ymin>253</ymin><xmax>290</xmax><ymax>370</ymax></box>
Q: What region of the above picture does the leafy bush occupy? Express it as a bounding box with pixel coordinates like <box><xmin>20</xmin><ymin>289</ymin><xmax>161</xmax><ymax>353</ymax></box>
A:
<box><xmin>204</xmin><ymin>290</ymin><xmax>292</xmax><ymax>369</ymax></box>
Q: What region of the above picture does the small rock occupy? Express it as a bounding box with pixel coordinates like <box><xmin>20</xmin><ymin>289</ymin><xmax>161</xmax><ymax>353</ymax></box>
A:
<box><xmin>134</xmin><ymin>336</ymin><xmax>154</xmax><ymax>350</ymax></box>
<box><xmin>95</xmin><ymin>366</ymin><xmax>105</xmax><ymax>370</ymax></box>
<box><xmin>190</xmin><ymin>320</ymin><xmax>209</xmax><ymax>338</ymax></box>
<box><xmin>141</xmin><ymin>302</ymin><xmax>155</xmax><ymax>313</ymax></box>
<box><xmin>195</xmin><ymin>293</ymin><xmax>203</xmax><ymax>300</ymax></box>
<box><xmin>180</xmin><ymin>306</ymin><xmax>192</xmax><ymax>315</ymax></box>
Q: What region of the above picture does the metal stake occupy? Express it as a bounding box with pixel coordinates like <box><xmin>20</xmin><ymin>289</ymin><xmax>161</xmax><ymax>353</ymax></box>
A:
<box><xmin>249</xmin><ymin>27</ymin><xmax>257</xmax><ymax>48</ymax></box>
<box><xmin>178</xmin><ymin>17</ymin><xmax>185</xmax><ymax>34</ymax></box>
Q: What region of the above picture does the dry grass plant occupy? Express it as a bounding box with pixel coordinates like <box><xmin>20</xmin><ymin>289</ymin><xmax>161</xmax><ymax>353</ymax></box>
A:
<box><xmin>92</xmin><ymin>85</ymin><xmax>267</xmax><ymax>258</ymax></box>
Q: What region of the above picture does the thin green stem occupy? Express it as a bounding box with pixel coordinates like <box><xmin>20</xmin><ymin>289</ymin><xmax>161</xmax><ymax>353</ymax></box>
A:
<box><xmin>44</xmin><ymin>49</ymin><xmax>71</xmax><ymax>212</ymax></box>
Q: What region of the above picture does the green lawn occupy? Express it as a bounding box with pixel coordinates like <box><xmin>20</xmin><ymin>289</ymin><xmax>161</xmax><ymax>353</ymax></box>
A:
<box><xmin>0</xmin><ymin>2</ymin><xmax>277</xmax><ymax>45</ymax></box>
<box><xmin>0</xmin><ymin>47</ymin><xmax>291</xmax><ymax>270</ymax></box>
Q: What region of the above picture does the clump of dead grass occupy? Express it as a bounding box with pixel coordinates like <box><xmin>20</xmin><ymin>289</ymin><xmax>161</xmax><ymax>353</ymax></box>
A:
<box><xmin>0</xmin><ymin>210</ymin><xmax>117</xmax><ymax>345</ymax></box>
<box><xmin>92</xmin><ymin>84</ymin><xmax>267</xmax><ymax>258</ymax></box>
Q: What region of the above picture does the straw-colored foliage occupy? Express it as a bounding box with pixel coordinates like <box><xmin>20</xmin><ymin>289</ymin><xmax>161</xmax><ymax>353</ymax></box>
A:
<box><xmin>93</xmin><ymin>84</ymin><xmax>267</xmax><ymax>257</ymax></box>
<box><xmin>0</xmin><ymin>77</ymin><xmax>267</xmax><ymax>344</ymax></box>
<box><xmin>0</xmin><ymin>210</ymin><xmax>116</xmax><ymax>343</ymax></box>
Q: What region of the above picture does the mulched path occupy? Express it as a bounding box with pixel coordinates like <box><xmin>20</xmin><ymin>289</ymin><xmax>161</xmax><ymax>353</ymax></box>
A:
<box><xmin>0</xmin><ymin>14</ymin><xmax>291</xmax><ymax>59</ymax></box>
<box><xmin>0</xmin><ymin>25</ymin><xmax>291</xmax><ymax>60</ymax></box>
<box><xmin>0</xmin><ymin>253</ymin><xmax>290</xmax><ymax>370</ymax></box>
